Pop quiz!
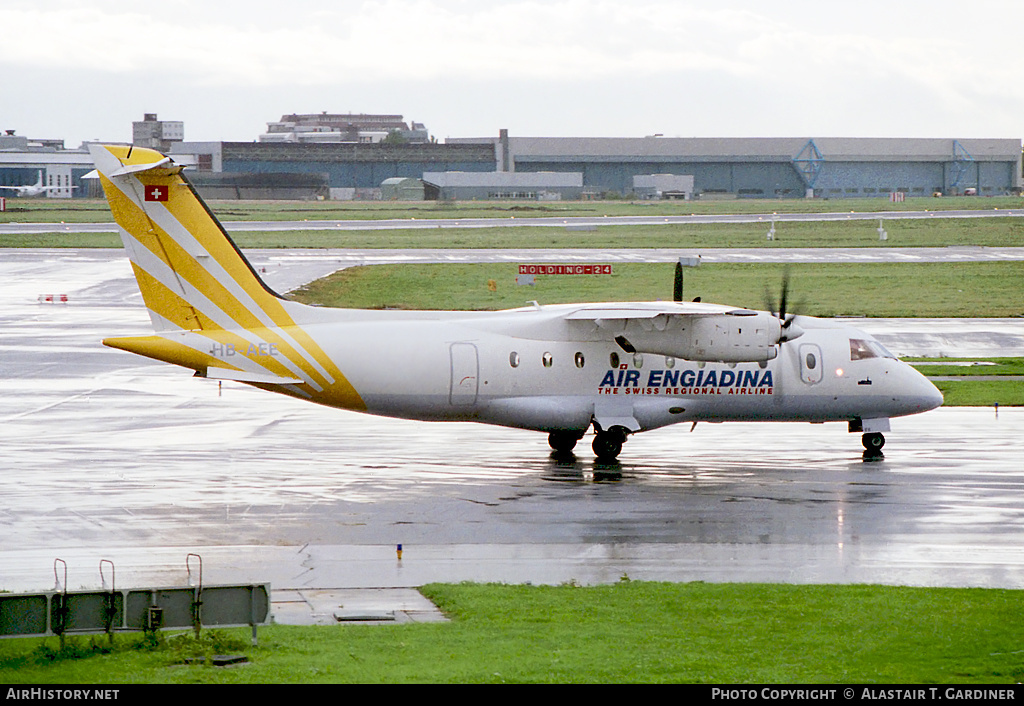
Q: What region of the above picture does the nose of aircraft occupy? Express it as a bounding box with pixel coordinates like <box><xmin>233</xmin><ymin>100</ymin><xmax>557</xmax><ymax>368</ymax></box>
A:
<box><xmin>924</xmin><ymin>379</ymin><xmax>944</xmax><ymax>411</ymax></box>
<box><xmin>911</xmin><ymin>366</ymin><xmax>944</xmax><ymax>412</ymax></box>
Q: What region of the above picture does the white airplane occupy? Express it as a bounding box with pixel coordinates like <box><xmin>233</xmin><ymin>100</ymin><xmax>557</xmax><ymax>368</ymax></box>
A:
<box><xmin>89</xmin><ymin>144</ymin><xmax>943</xmax><ymax>461</ymax></box>
<box><xmin>0</xmin><ymin>170</ymin><xmax>76</xmax><ymax>197</ymax></box>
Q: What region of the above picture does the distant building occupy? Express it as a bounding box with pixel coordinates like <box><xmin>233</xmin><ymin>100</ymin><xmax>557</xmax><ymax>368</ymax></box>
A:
<box><xmin>215</xmin><ymin>141</ymin><xmax>496</xmax><ymax>199</ymax></box>
<box><xmin>633</xmin><ymin>174</ymin><xmax>695</xmax><ymax>200</ymax></box>
<box><xmin>259</xmin><ymin>113</ymin><xmax>430</xmax><ymax>144</ymax></box>
<box><xmin>186</xmin><ymin>171</ymin><xmax>329</xmax><ymax>200</ymax></box>
<box><xmin>0</xmin><ymin>130</ymin><xmax>90</xmax><ymax>198</ymax></box>
<box><xmin>422</xmin><ymin>171</ymin><xmax>583</xmax><ymax>201</ymax></box>
<box><xmin>381</xmin><ymin>177</ymin><xmax>426</xmax><ymax>201</ymax></box>
<box><xmin>132</xmin><ymin>113</ymin><xmax>184</xmax><ymax>152</ymax></box>
<box><xmin>452</xmin><ymin>135</ymin><xmax>1024</xmax><ymax>198</ymax></box>
<box><xmin>10</xmin><ymin>114</ymin><xmax>1016</xmax><ymax>201</ymax></box>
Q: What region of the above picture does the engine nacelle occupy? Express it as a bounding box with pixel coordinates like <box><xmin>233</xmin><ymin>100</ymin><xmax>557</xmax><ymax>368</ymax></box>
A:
<box><xmin>623</xmin><ymin>311</ymin><xmax>783</xmax><ymax>363</ymax></box>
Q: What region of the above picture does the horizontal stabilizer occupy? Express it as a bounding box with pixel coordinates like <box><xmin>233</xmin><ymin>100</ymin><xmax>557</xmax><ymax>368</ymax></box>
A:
<box><xmin>205</xmin><ymin>367</ymin><xmax>304</xmax><ymax>385</ymax></box>
<box><xmin>109</xmin><ymin>157</ymin><xmax>175</xmax><ymax>177</ymax></box>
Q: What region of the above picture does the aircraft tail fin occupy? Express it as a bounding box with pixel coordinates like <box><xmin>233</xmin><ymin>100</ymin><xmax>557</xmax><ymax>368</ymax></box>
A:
<box><xmin>90</xmin><ymin>144</ymin><xmax>365</xmax><ymax>410</ymax></box>
<box><xmin>89</xmin><ymin>144</ymin><xmax>286</xmax><ymax>333</ymax></box>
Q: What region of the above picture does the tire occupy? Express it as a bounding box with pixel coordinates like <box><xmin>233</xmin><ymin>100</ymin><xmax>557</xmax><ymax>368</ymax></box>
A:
<box><xmin>862</xmin><ymin>432</ymin><xmax>885</xmax><ymax>451</ymax></box>
<box><xmin>548</xmin><ymin>431</ymin><xmax>582</xmax><ymax>453</ymax></box>
<box><xmin>592</xmin><ymin>432</ymin><xmax>624</xmax><ymax>461</ymax></box>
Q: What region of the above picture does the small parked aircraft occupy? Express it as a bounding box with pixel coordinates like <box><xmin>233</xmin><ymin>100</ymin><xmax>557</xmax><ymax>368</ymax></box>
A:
<box><xmin>0</xmin><ymin>170</ymin><xmax>76</xmax><ymax>197</ymax></box>
<box><xmin>90</xmin><ymin>144</ymin><xmax>943</xmax><ymax>461</ymax></box>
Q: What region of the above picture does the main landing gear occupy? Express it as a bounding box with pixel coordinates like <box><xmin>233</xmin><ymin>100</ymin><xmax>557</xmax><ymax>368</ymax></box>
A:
<box><xmin>592</xmin><ymin>428</ymin><xmax>628</xmax><ymax>462</ymax></box>
<box><xmin>548</xmin><ymin>427</ymin><xmax>629</xmax><ymax>462</ymax></box>
<box><xmin>548</xmin><ymin>430</ymin><xmax>585</xmax><ymax>454</ymax></box>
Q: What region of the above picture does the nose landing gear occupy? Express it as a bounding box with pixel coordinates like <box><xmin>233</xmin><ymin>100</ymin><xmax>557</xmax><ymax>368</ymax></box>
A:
<box><xmin>851</xmin><ymin>419</ymin><xmax>889</xmax><ymax>459</ymax></box>
<box><xmin>862</xmin><ymin>432</ymin><xmax>885</xmax><ymax>451</ymax></box>
<box><xmin>862</xmin><ymin>432</ymin><xmax>885</xmax><ymax>460</ymax></box>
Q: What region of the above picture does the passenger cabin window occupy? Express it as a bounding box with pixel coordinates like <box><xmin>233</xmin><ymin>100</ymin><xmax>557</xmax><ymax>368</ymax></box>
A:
<box><xmin>633</xmin><ymin>353</ymin><xmax>644</xmax><ymax>368</ymax></box>
<box><xmin>574</xmin><ymin>352</ymin><xmax>585</xmax><ymax>368</ymax></box>
<box><xmin>665</xmin><ymin>356</ymin><xmax>675</xmax><ymax>369</ymax></box>
<box><xmin>609</xmin><ymin>352</ymin><xmax>620</xmax><ymax>368</ymax></box>
<box><xmin>509</xmin><ymin>352</ymin><xmax>520</xmax><ymax>368</ymax></box>
<box><xmin>542</xmin><ymin>352</ymin><xmax>553</xmax><ymax>368</ymax></box>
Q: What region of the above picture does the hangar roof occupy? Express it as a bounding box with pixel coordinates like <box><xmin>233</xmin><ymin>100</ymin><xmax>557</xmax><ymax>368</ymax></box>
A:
<box><xmin>451</xmin><ymin>136</ymin><xmax>1022</xmax><ymax>163</ymax></box>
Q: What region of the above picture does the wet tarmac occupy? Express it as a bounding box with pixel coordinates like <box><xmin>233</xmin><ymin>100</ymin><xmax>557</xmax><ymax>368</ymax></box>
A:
<box><xmin>2</xmin><ymin>249</ymin><xmax>1023</xmax><ymax>607</ymax></box>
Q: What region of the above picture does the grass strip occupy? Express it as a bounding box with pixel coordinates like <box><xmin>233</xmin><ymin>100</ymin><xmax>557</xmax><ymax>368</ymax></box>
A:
<box><xmin>929</xmin><ymin>379</ymin><xmax>1024</xmax><ymax>406</ymax></box>
<box><xmin>3</xmin><ymin>196</ymin><xmax>1022</xmax><ymax>223</ymax></box>
<box><xmin>290</xmin><ymin>261</ymin><xmax>1024</xmax><ymax>318</ymax></box>
<box><xmin>1</xmin><ymin>582</ymin><xmax>1021</xmax><ymax>684</ymax></box>
<box><xmin>4</xmin><ymin>216</ymin><xmax>1024</xmax><ymax>249</ymax></box>
<box><xmin>906</xmin><ymin>359</ymin><xmax>1024</xmax><ymax>406</ymax></box>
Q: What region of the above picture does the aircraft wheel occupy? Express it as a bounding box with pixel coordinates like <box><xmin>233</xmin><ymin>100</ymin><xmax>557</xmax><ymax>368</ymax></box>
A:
<box><xmin>592</xmin><ymin>430</ymin><xmax>625</xmax><ymax>461</ymax></box>
<box><xmin>548</xmin><ymin>431</ymin><xmax>583</xmax><ymax>453</ymax></box>
<box><xmin>862</xmin><ymin>432</ymin><xmax>885</xmax><ymax>452</ymax></box>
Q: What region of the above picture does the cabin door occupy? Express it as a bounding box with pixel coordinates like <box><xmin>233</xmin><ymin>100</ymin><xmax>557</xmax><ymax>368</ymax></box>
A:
<box><xmin>449</xmin><ymin>342</ymin><xmax>479</xmax><ymax>405</ymax></box>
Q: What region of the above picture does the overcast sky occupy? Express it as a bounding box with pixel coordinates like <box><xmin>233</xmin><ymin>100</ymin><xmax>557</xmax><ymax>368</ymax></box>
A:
<box><xmin>2</xmin><ymin>0</ymin><xmax>1021</xmax><ymax>147</ymax></box>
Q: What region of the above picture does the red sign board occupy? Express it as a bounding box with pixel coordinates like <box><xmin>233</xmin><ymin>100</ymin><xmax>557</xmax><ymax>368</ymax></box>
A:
<box><xmin>518</xmin><ymin>264</ymin><xmax>612</xmax><ymax>275</ymax></box>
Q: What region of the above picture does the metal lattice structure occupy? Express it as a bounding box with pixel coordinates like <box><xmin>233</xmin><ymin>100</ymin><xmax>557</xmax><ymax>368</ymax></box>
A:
<box><xmin>792</xmin><ymin>139</ymin><xmax>825</xmax><ymax>189</ymax></box>
<box><xmin>948</xmin><ymin>139</ymin><xmax>976</xmax><ymax>189</ymax></box>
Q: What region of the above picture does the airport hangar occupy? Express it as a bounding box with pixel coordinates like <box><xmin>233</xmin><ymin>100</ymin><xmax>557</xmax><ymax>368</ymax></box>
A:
<box><xmin>2</xmin><ymin>131</ymin><xmax>1020</xmax><ymax>201</ymax></box>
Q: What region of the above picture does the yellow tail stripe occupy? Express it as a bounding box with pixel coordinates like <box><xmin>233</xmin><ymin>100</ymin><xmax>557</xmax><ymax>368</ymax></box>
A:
<box><xmin>98</xmin><ymin>145</ymin><xmax>364</xmax><ymax>408</ymax></box>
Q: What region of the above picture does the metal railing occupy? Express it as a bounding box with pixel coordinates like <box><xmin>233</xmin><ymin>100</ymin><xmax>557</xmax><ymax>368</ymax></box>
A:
<box><xmin>0</xmin><ymin>555</ymin><xmax>270</xmax><ymax>645</ymax></box>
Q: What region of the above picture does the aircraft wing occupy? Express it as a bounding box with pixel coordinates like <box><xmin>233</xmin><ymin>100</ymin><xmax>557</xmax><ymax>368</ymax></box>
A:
<box><xmin>564</xmin><ymin>302</ymin><xmax>755</xmax><ymax>321</ymax></box>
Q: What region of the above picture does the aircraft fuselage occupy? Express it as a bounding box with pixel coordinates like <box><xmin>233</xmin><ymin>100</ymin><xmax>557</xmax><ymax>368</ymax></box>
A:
<box><xmin>215</xmin><ymin>306</ymin><xmax>941</xmax><ymax>436</ymax></box>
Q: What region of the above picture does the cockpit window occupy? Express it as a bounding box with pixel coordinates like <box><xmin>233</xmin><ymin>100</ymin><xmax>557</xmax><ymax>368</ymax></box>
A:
<box><xmin>850</xmin><ymin>339</ymin><xmax>897</xmax><ymax>361</ymax></box>
<box><xmin>850</xmin><ymin>339</ymin><xmax>875</xmax><ymax>360</ymax></box>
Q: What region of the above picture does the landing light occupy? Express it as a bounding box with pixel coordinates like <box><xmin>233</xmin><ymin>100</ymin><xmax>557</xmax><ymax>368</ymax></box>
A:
<box><xmin>836</xmin><ymin>368</ymin><xmax>845</xmax><ymax>377</ymax></box>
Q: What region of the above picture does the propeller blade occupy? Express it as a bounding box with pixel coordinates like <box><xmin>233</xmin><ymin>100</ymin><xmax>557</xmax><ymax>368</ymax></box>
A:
<box><xmin>673</xmin><ymin>262</ymin><xmax>683</xmax><ymax>302</ymax></box>
<box><xmin>763</xmin><ymin>283</ymin><xmax>777</xmax><ymax>318</ymax></box>
<box><xmin>778</xmin><ymin>269</ymin><xmax>790</xmax><ymax>322</ymax></box>
<box><xmin>768</xmin><ymin>268</ymin><xmax>803</xmax><ymax>342</ymax></box>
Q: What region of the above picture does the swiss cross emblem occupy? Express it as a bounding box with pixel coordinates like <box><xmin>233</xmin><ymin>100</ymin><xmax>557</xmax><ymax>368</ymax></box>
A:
<box><xmin>144</xmin><ymin>185</ymin><xmax>168</xmax><ymax>202</ymax></box>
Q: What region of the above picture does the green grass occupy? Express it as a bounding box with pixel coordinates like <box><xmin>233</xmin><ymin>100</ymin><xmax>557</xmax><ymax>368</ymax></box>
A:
<box><xmin>290</xmin><ymin>261</ymin><xmax>1024</xmax><ymax>318</ymax></box>
<box><xmin>929</xmin><ymin>380</ymin><xmax>1023</xmax><ymax>406</ymax></box>
<box><xmin>1</xmin><ymin>582</ymin><xmax>1021</xmax><ymax>683</ymax></box>
<box><xmin>904</xmin><ymin>359</ymin><xmax>1024</xmax><ymax>406</ymax></box>
<box><xmin>906</xmin><ymin>357</ymin><xmax>1024</xmax><ymax>376</ymax></box>
<box><xmin>2</xmin><ymin>195</ymin><xmax>1022</xmax><ymax>224</ymax></box>
<box><xmin>4</xmin><ymin>213</ymin><xmax>1024</xmax><ymax>250</ymax></box>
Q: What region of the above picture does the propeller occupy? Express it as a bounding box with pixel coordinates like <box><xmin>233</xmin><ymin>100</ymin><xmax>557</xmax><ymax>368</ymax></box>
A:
<box><xmin>674</xmin><ymin>261</ymin><xmax>701</xmax><ymax>302</ymax></box>
<box><xmin>764</xmin><ymin>270</ymin><xmax>804</xmax><ymax>344</ymax></box>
